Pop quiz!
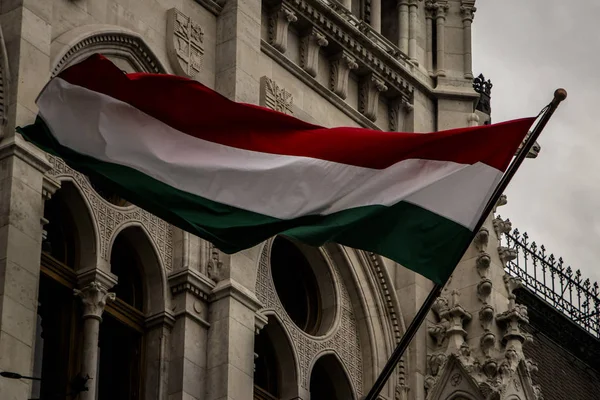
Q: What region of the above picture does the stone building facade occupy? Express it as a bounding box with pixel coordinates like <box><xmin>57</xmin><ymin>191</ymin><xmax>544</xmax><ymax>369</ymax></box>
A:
<box><xmin>0</xmin><ymin>1</ymin><xmax>597</xmax><ymax>400</ymax></box>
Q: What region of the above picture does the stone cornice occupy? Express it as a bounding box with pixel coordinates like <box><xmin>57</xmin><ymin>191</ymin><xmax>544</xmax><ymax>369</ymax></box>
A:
<box><xmin>211</xmin><ymin>278</ymin><xmax>264</xmax><ymax>312</ymax></box>
<box><xmin>261</xmin><ymin>40</ymin><xmax>380</xmax><ymax>130</ymax></box>
<box><xmin>0</xmin><ymin>135</ymin><xmax>52</xmax><ymax>174</ymax></box>
<box><xmin>193</xmin><ymin>0</ymin><xmax>223</xmax><ymax>16</ymax></box>
<box><xmin>282</xmin><ymin>0</ymin><xmax>420</xmax><ymax>98</ymax></box>
<box><xmin>172</xmin><ymin>308</ymin><xmax>211</xmax><ymax>329</ymax></box>
<box><xmin>168</xmin><ymin>267</ymin><xmax>215</xmax><ymax>301</ymax></box>
<box><xmin>145</xmin><ymin>311</ymin><xmax>176</xmax><ymax>330</ymax></box>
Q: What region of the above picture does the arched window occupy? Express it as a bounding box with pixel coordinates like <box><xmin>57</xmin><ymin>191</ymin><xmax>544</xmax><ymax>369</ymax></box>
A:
<box><xmin>253</xmin><ymin>316</ymin><xmax>298</xmax><ymax>400</ymax></box>
<box><xmin>309</xmin><ymin>354</ymin><xmax>354</xmax><ymax>400</ymax></box>
<box><xmin>32</xmin><ymin>183</ymin><xmax>88</xmax><ymax>399</ymax></box>
<box><xmin>97</xmin><ymin>230</ymin><xmax>145</xmax><ymax>400</ymax></box>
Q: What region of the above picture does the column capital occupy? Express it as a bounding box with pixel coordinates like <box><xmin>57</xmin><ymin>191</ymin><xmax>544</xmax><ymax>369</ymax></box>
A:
<box><xmin>460</xmin><ymin>4</ymin><xmax>477</xmax><ymax>21</ymax></box>
<box><xmin>74</xmin><ymin>281</ymin><xmax>116</xmax><ymax>320</ymax></box>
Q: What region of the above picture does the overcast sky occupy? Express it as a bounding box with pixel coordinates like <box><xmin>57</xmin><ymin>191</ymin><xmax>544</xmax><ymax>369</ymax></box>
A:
<box><xmin>472</xmin><ymin>1</ymin><xmax>600</xmax><ymax>284</ymax></box>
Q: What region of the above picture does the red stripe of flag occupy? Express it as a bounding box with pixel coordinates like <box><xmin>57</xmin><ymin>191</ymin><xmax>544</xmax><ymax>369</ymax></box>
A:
<box><xmin>55</xmin><ymin>54</ymin><xmax>535</xmax><ymax>171</ymax></box>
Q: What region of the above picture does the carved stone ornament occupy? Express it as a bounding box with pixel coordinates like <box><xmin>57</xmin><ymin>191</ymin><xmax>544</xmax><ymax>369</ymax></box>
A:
<box><xmin>268</xmin><ymin>4</ymin><xmax>297</xmax><ymax>53</ymax></box>
<box><xmin>166</xmin><ymin>8</ymin><xmax>204</xmax><ymax>79</ymax></box>
<box><xmin>45</xmin><ymin>155</ymin><xmax>174</xmax><ymax>270</ymax></box>
<box><xmin>300</xmin><ymin>28</ymin><xmax>328</xmax><ymax>77</ymax></box>
<box><xmin>255</xmin><ymin>240</ymin><xmax>363</xmax><ymax>392</ymax></box>
<box><xmin>460</xmin><ymin>3</ymin><xmax>477</xmax><ymax>22</ymax></box>
<box><xmin>359</xmin><ymin>73</ymin><xmax>388</xmax><ymax>122</ymax></box>
<box><xmin>388</xmin><ymin>96</ymin><xmax>413</xmax><ymax>132</ymax></box>
<box><xmin>74</xmin><ymin>281</ymin><xmax>116</xmax><ymax>320</ymax></box>
<box><xmin>330</xmin><ymin>51</ymin><xmax>358</xmax><ymax>100</ymax></box>
<box><xmin>260</xmin><ymin>76</ymin><xmax>294</xmax><ymax>115</ymax></box>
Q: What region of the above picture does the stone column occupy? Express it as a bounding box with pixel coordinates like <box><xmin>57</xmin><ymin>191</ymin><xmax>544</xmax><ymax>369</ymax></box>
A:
<box><xmin>0</xmin><ymin>2</ymin><xmax>53</xmax><ymax>397</ymax></box>
<box><xmin>434</xmin><ymin>2</ymin><xmax>450</xmax><ymax>77</ymax></box>
<box><xmin>215</xmin><ymin>0</ymin><xmax>262</xmax><ymax>103</ymax></box>
<box><xmin>408</xmin><ymin>0</ymin><xmax>419</xmax><ymax>64</ymax></box>
<box><xmin>425</xmin><ymin>2</ymin><xmax>435</xmax><ymax>75</ymax></box>
<box><xmin>74</xmin><ymin>281</ymin><xmax>116</xmax><ymax>400</ymax></box>
<box><xmin>205</xmin><ymin>279</ymin><xmax>263</xmax><ymax>400</ymax></box>
<box><xmin>167</xmin><ymin>266</ymin><xmax>214</xmax><ymax>400</ymax></box>
<box><xmin>460</xmin><ymin>3</ymin><xmax>476</xmax><ymax>79</ymax></box>
<box><xmin>370</xmin><ymin>0</ymin><xmax>382</xmax><ymax>33</ymax></box>
<box><xmin>398</xmin><ymin>0</ymin><xmax>410</xmax><ymax>54</ymax></box>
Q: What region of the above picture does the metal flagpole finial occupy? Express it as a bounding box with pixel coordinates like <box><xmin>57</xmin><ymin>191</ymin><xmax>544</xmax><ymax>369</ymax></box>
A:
<box><xmin>554</xmin><ymin>88</ymin><xmax>568</xmax><ymax>102</ymax></box>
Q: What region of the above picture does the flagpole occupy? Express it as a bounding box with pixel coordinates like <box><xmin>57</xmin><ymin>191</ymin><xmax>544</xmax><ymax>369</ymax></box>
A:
<box><xmin>362</xmin><ymin>88</ymin><xmax>567</xmax><ymax>400</ymax></box>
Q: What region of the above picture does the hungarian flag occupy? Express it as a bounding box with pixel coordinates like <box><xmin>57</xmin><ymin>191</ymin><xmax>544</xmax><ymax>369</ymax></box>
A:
<box><xmin>18</xmin><ymin>54</ymin><xmax>535</xmax><ymax>284</ymax></box>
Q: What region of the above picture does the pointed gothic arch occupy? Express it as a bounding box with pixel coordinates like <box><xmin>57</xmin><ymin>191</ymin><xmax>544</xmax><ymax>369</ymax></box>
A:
<box><xmin>324</xmin><ymin>244</ymin><xmax>406</xmax><ymax>396</ymax></box>
<box><xmin>309</xmin><ymin>351</ymin><xmax>356</xmax><ymax>400</ymax></box>
<box><xmin>254</xmin><ymin>313</ymin><xmax>300</xmax><ymax>399</ymax></box>
<box><xmin>51</xmin><ymin>25</ymin><xmax>168</xmax><ymax>76</ymax></box>
<box><xmin>43</xmin><ymin>179</ymin><xmax>98</xmax><ymax>272</ymax></box>
<box><xmin>107</xmin><ymin>223</ymin><xmax>168</xmax><ymax>317</ymax></box>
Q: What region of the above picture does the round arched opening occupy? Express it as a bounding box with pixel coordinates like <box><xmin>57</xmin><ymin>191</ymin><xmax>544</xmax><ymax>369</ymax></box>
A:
<box><xmin>309</xmin><ymin>354</ymin><xmax>354</xmax><ymax>400</ymax></box>
<box><xmin>270</xmin><ymin>237</ymin><xmax>336</xmax><ymax>336</ymax></box>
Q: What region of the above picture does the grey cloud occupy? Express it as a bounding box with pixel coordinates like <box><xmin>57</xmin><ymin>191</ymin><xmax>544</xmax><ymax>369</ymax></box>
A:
<box><xmin>473</xmin><ymin>0</ymin><xmax>600</xmax><ymax>283</ymax></box>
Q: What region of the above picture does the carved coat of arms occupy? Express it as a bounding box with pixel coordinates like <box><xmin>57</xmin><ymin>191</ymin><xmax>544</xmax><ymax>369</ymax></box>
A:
<box><xmin>166</xmin><ymin>8</ymin><xmax>204</xmax><ymax>79</ymax></box>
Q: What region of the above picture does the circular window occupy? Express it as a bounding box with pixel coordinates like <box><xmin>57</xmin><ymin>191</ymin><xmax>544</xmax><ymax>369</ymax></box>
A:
<box><xmin>270</xmin><ymin>237</ymin><xmax>336</xmax><ymax>336</ymax></box>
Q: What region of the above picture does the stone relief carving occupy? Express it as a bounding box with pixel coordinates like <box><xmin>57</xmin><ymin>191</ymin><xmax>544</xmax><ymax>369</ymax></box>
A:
<box><xmin>46</xmin><ymin>155</ymin><xmax>173</xmax><ymax>271</ymax></box>
<box><xmin>52</xmin><ymin>30</ymin><xmax>166</xmax><ymax>77</ymax></box>
<box><xmin>268</xmin><ymin>4</ymin><xmax>297</xmax><ymax>53</ymax></box>
<box><xmin>359</xmin><ymin>73</ymin><xmax>388</xmax><ymax>122</ymax></box>
<box><xmin>256</xmin><ymin>241</ymin><xmax>363</xmax><ymax>393</ymax></box>
<box><xmin>300</xmin><ymin>28</ymin><xmax>328</xmax><ymax>78</ymax></box>
<box><xmin>166</xmin><ymin>8</ymin><xmax>204</xmax><ymax>79</ymax></box>
<box><xmin>330</xmin><ymin>51</ymin><xmax>358</xmax><ymax>100</ymax></box>
<box><xmin>388</xmin><ymin>97</ymin><xmax>413</xmax><ymax>132</ymax></box>
<box><xmin>260</xmin><ymin>76</ymin><xmax>294</xmax><ymax>115</ymax></box>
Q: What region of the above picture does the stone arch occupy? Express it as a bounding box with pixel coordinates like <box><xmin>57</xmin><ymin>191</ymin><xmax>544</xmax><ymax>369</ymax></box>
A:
<box><xmin>255</xmin><ymin>238</ymin><xmax>363</xmax><ymax>392</ymax></box>
<box><xmin>325</xmin><ymin>244</ymin><xmax>404</xmax><ymax>396</ymax></box>
<box><xmin>308</xmin><ymin>351</ymin><xmax>357</xmax><ymax>400</ymax></box>
<box><xmin>47</xmin><ymin>178</ymin><xmax>98</xmax><ymax>271</ymax></box>
<box><xmin>255</xmin><ymin>312</ymin><xmax>300</xmax><ymax>399</ymax></box>
<box><xmin>108</xmin><ymin>223</ymin><xmax>168</xmax><ymax>316</ymax></box>
<box><xmin>51</xmin><ymin>24</ymin><xmax>168</xmax><ymax>76</ymax></box>
<box><xmin>445</xmin><ymin>391</ymin><xmax>481</xmax><ymax>400</ymax></box>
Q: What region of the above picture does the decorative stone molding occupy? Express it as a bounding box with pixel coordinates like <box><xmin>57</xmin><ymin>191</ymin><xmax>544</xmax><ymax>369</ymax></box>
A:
<box><xmin>388</xmin><ymin>96</ymin><xmax>413</xmax><ymax>131</ymax></box>
<box><xmin>493</xmin><ymin>194</ymin><xmax>507</xmax><ymax>213</ymax></box>
<box><xmin>493</xmin><ymin>216</ymin><xmax>512</xmax><ymax>238</ymax></box>
<box><xmin>359</xmin><ymin>73</ymin><xmax>388</xmax><ymax>122</ymax></box>
<box><xmin>330</xmin><ymin>51</ymin><xmax>358</xmax><ymax>100</ymax></box>
<box><xmin>498</xmin><ymin>246</ymin><xmax>517</xmax><ymax>265</ymax></box>
<box><xmin>206</xmin><ymin>243</ymin><xmax>224</xmax><ymax>283</ymax></box>
<box><xmin>259</xmin><ymin>76</ymin><xmax>294</xmax><ymax>115</ymax></box>
<box><xmin>261</xmin><ymin>41</ymin><xmax>379</xmax><ymax>129</ymax></box>
<box><xmin>284</xmin><ymin>0</ymin><xmax>416</xmax><ymax>98</ymax></box>
<box><xmin>300</xmin><ymin>28</ymin><xmax>328</xmax><ymax>77</ymax></box>
<box><xmin>168</xmin><ymin>268</ymin><xmax>215</xmax><ymax>301</ymax></box>
<box><xmin>0</xmin><ymin>24</ymin><xmax>9</xmax><ymax>139</ymax></box>
<box><xmin>51</xmin><ymin>27</ymin><xmax>167</xmax><ymax>76</ymax></box>
<box><xmin>74</xmin><ymin>281</ymin><xmax>116</xmax><ymax>320</ymax></box>
<box><xmin>496</xmin><ymin>297</ymin><xmax>529</xmax><ymax>347</ymax></box>
<box><xmin>428</xmin><ymin>1</ymin><xmax>450</xmax><ymax>77</ymax></box>
<box><xmin>256</xmin><ymin>240</ymin><xmax>363</xmax><ymax>393</ymax></box>
<box><xmin>166</xmin><ymin>8</ymin><xmax>204</xmax><ymax>79</ymax></box>
<box><xmin>460</xmin><ymin>1</ymin><xmax>476</xmax><ymax>79</ymax></box>
<box><xmin>45</xmin><ymin>155</ymin><xmax>174</xmax><ymax>270</ymax></box>
<box><xmin>268</xmin><ymin>4</ymin><xmax>297</xmax><ymax>53</ymax></box>
<box><xmin>473</xmin><ymin>227</ymin><xmax>489</xmax><ymax>252</ymax></box>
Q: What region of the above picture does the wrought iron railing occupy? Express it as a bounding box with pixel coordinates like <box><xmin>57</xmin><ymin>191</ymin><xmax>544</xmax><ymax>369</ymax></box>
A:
<box><xmin>501</xmin><ymin>228</ymin><xmax>600</xmax><ymax>338</ymax></box>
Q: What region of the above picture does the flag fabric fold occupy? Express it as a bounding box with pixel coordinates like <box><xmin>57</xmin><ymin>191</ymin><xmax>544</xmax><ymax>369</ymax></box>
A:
<box><xmin>18</xmin><ymin>54</ymin><xmax>535</xmax><ymax>284</ymax></box>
